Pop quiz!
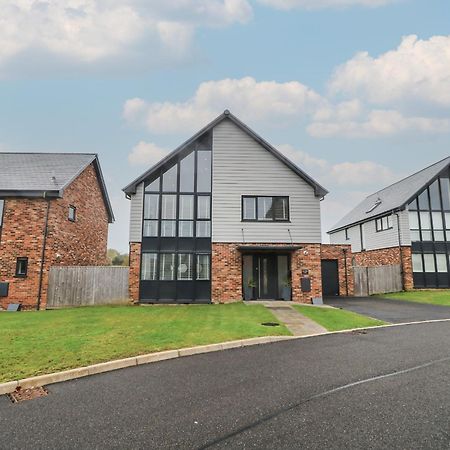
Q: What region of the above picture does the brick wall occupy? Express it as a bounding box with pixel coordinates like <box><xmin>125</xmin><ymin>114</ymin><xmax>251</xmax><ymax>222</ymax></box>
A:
<box><xmin>0</xmin><ymin>163</ymin><xmax>109</xmax><ymax>309</ymax></box>
<box><xmin>353</xmin><ymin>246</ymin><xmax>413</xmax><ymax>290</ymax></box>
<box><xmin>129</xmin><ymin>242</ymin><xmax>141</xmax><ymax>302</ymax></box>
<box><xmin>211</xmin><ymin>243</ymin><xmax>323</xmax><ymax>304</ymax></box>
<box><xmin>320</xmin><ymin>244</ymin><xmax>354</xmax><ymax>296</ymax></box>
<box><xmin>0</xmin><ymin>198</ymin><xmax>48</xmax><ymax>309</ymax></box>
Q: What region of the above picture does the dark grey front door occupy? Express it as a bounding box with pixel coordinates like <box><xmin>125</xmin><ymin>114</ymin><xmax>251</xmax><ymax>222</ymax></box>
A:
<box><xmin>256</xmin><ymin>254</ymin><xmax>278</xmax><ymax>299</ymax></box>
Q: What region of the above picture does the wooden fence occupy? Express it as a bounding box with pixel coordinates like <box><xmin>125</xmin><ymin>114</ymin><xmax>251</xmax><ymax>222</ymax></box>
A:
<box><xmin>353</xmin><ymin>265</ymin><xmax>402</xmax><ymax>297</ymax></box>
<box><xmin>47</xmin><ymin>266</ymin><xmax>129</xmax><ymax>308</ymax></box>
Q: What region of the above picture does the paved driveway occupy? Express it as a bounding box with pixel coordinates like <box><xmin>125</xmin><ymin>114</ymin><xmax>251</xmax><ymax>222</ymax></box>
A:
<box><xmin>325</xmin><ymin>296</ymin><xmax>450</xmax><ymax>323</ymax></box>
<box><xmin>2</xmin><ymin>322</ymin><xmax>450</xmax><ymax>449</ymax></box>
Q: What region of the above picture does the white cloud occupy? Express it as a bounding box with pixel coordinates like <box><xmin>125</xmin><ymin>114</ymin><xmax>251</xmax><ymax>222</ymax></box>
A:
<box><xmin>277</xmin><ymin>144</ymin><xmax>399</xmax><ymax>187</ymax></box>
<box><xmin>308</xmin><ymin>109</ymin><xmax>450</xmax><ymax>138</ymax></box>
<box><xmin>128</xmin><ymin>141</ymin><xmax>168</xmax><ymax>166</ymax></box>
<box><xmin>329</xmin><ymin>160</ymin><xmax>398</xmax><ymax>185</ymax></box>
<box><xmin>258</xmin><ymin>0</ymin><xmax>396</xmax><ymax>10</ymax></box>
<box><xmin>329</xmin><ymin>34</ymin><xmax>450</xmax><ymax>107</ymax></box>
<box><xmin>123</xmin><ymin>76</ymin><xmax>325</xmax><ymax>134</ymax></box>
<box><xmin>0</xmin><ymin>0</ymin><xmax>252</xmax><ymax>71</ymax></box>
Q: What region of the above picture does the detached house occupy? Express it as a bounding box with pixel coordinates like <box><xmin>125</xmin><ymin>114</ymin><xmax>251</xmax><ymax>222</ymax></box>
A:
<box><xmin>0</xmin><ymin>153</ymin><xmax>114</xmax><ymax>310</ymax></box>
<box><xmin>329</xmin><ymin>157</ymin><xmax>450</xmax><ymax>290</ymax></box>
<box><xmin>124</xmin><ymin>110</ymin><xmax>352</xmax><ymax>304</ymax></box>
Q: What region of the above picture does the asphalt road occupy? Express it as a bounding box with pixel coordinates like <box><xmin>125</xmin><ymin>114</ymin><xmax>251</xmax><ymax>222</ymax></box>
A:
<box><xmin>2</xmin><ymin>322</ymin><xmax>450</xmax><ymax>449</ymax></box>
<box><xmin>324</xmin><ymin>296</ymin><xmax>450</xmax><ymax>323</ymax></box>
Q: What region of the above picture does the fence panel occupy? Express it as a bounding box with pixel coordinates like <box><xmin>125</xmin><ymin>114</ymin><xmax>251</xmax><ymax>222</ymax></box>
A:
<box><xmin>353</xmin><ymin>265</ymin><xmax>402</xmax><ymax>297</ymax></box>
<box><xmin>47</xmin><ymin>266</ymin><xmax>129</xmax><ymax>308</ymax></box>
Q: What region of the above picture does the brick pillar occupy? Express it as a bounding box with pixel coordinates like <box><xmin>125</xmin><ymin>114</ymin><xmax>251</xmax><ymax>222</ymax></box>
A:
<box><xmin>291</xmin><ymin>243</ymin><xmax>322</xmax><ymax>303</ymax></box>
<box><xmin>129</xmin><ymin>242</ymin><xmax>141</xmax><ymax>302</ymax></box>
<box><xmin>401</xmin><ymin>246</ymin><xmax>414</xmax><ymax>290</ymax></box>
<box><xmin>211</xmin><ymin>243</ymin><xmax>242</xmax><ymax>303</ymax></box>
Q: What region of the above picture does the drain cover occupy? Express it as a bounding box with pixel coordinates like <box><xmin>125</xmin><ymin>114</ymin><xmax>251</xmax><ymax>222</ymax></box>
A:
<box><xmin>350</xmin><ymin>330</ymin><xmax>368</xmax><ymax>335</ymax></box>
<box><xmin>261</xmin><ymin>322</ymin><xmax>280</xmax><ymax>327</ymax></box>
<box><xmin>8</xmin><ymin>387</ymin><xmax>48</xmax><ymax>403</ymax></box>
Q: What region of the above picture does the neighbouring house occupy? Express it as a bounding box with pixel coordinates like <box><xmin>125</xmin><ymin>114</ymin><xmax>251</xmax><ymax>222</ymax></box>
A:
<box><xmin>329</xmin><ymin>157</ymin><xmax>450</xmax><ymax>290</ymax></box>
<box><xmin>0</xmin><ymin>153</ymin><xmax>114</xmax><ymax>310</ymax></box>
<box><xmin>124</xmin><ymin>110</ymin><xmax>353</xmax><ymax>304</ymax></box>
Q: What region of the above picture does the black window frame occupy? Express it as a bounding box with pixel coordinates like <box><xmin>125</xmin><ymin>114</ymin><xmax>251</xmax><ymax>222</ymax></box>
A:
<box><xmin>15</xmin><ymin>257</ymin><xmax>28</xmax><ymax>278</ymax></box>
<box><xmin>0</xmin><ymin>199</ymin><xmax>4</xmax><ymax>227</ymax></box>
<box><xmin>68</xmin><ymin>205</ymin><xmax>76</xmax><ymax>222</ymax></box>
<box><xmin>139</xmin><ymin>130</ymin><xmax>212</xmax><ymax>303</ymax></box>
<box><xmin>375</xmin><ymin>215</ymin><xmax>393</xmax><ymax>232</ymax></box>
<box><xmin>241</xmin><ymin>196</ymin><xmax>290</xmax><ymax>222</ymax></box>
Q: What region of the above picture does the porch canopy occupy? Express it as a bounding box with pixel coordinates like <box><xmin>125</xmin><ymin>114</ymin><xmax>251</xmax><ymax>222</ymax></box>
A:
<box><xmin>237</xmin><ymin>245</ymin><xmax>302</xmax><ymax>253</ymax></box>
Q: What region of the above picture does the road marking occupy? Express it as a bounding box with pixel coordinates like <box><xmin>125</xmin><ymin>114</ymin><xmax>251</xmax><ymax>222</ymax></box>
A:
<box><xmin>199</xmin><ymin>355</ymin><xmax>450</xmax><ymax>449</ymax></box>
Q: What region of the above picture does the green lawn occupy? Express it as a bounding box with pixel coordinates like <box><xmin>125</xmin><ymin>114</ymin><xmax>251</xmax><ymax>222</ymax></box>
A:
<box><xmin>0</xmin><ymin>303</ymin><xmax>290</xmax><ymax>383</ymax></box>
<box><xmin>380</xmin><ymin>290</ymin><xmax>450</xmax><ymax>306</ymax></box>
<box><xmin>292</xmin><ymin>305</ymin><xmax>386</xmax><ymax>332</ymax></box>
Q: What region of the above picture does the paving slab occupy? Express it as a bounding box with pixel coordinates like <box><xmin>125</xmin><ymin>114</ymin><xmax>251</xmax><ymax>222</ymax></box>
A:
<box><xmin>263</xmin><ymin>303</ymin><xmax>328</xmax><ymax>336</ymax></box>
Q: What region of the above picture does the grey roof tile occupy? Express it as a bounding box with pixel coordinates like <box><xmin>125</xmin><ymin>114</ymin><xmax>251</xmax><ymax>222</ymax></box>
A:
<box><xmin>0</xmin><ymin>152</ymin><xmax>114</xmax><ymax>222</ymax></box>
<box><xmin>0</xmin><ymin>153</ymin><xmax>96</xmax><ymax>192</ymax></box>
<box><xmin>329</xmin><ymin>156</ymin><xmax>450</xmax><ymax>233</ymax></box>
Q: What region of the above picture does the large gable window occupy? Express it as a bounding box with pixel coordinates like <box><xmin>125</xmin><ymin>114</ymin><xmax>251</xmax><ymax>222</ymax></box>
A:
<box><xmin>140</xmin><ymin>131</ymin><xmax>212</xmax><ymax>302</ymax></box>
<box><xmin>242</xmin><ymin>196</ymin><xmax>289</xmax><ymax>222</ymax></box>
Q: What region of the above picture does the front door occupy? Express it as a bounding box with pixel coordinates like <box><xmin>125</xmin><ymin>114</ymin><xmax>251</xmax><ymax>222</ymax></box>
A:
<box><xmin>242</xmin><ymin>253</ymin><xmax>291</xmax><ymax>300</ymax></box>
<box><xmin>256</xmin><ymin>254</ymin><xmax>278</xmax><ymax>299</ymax></box>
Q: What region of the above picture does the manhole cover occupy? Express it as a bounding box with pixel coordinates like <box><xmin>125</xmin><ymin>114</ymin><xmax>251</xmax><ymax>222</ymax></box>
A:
<box><xmin>350</xmin><ymin>330</ymin><xmax>368</xmax><ymax>335</ymax></box>
<box><xmin>261</xmin><ymin>322</ymin><xmax>280</xmax><ymax>327</ymax></box>
<box><xmin>8</xmin><ymin>387</ymin><xmax>48</xmax><ymax>403</ymax></box>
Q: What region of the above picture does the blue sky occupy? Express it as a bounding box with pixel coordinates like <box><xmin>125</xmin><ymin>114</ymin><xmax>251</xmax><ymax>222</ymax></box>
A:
<box><xmin>1</xmin><ymin>0</ymin><xmax>449</xmax><ymax>252</ymax></box>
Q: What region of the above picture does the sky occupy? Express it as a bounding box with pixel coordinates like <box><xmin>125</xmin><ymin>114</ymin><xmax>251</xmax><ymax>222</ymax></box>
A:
<box><xmin>1</xmin><ymin>0</ymin><xmax>449</xmax><ymax>252</ymax></box>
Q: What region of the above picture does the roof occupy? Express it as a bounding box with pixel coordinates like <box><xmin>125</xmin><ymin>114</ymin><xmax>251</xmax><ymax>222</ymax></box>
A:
<box><xmin>123</xmin><ymin>110</ymin><xmax>328</xmax><ymax>198</ymax></box>
<box><xmin>0</xmin><ymin>152</ymin><xmax>114</xmax><ymax>223</ymax></box>
<box><xmin>329</xmin><ymin>156</ymin><xmax>450</xmax><ymax>233</ymax></box>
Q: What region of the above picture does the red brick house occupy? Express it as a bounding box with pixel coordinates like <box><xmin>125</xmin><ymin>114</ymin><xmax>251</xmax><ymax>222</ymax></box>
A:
<box><xmin>0</xmin><ymin>153</ymin><xmax>114</xmax><ymax>310</ymax></box>
<box><xmin>123</xmin><ymin>110</ymin><xmax>352</xmax><ymax>304</ymax></box>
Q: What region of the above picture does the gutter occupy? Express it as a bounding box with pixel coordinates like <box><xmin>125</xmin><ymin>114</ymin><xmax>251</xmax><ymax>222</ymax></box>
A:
<box><xmin>36</xmin><ymin>193</ymin><xmax>51</xmax><ymax>311</ymax></box>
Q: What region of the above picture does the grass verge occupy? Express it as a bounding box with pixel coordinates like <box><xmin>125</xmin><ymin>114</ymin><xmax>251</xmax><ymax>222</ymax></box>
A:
<box><xmin>380</xmin><ymin>290</ymin><xmax>450</xmax><ymax>306</ymax></box>
<box><xmin>292</xmin><ymin>305</ymin><xmax>386</xmax><ymax>332</ymax></box>
<box><xmin>0</xmin><ymin>303</ymin><xmax>290</xmax><ymax>383</ymax></box>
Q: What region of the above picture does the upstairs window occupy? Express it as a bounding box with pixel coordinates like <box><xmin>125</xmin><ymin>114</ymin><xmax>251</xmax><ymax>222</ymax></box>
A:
<box><xmin>375</xmin><ymin>215</ymin><xmax>393</xmax><ymax>232</ymax></box>
<box><xmin>0</xmin><ymin>199</ymin><xmax>4</xmax><ymax>226</ymax></box>
<box><xmin>68</xmin><ymin>205</ymin><xmax>76</xmax><ymax>222</ymax></box>
<box><xmin>242</xmin><ymin>196</ymin><xmax>289</xmax><ymax>222</ymax></box>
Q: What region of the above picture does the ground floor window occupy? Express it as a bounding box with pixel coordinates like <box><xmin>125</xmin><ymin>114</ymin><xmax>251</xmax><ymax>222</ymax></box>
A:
<box><xmin>140</xmin><ymin>252</ymin><xmax>210</xmax><ymax>282</ymax></box>
<box><xmin>412</xmin><ymin>248</ymin><xmax>450</xmax><ymax>288</ymax></box>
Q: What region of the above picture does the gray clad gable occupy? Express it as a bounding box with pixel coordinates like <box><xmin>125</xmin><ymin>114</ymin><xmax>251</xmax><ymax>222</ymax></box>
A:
<box><xmin>0</xmin><ymin>152</ymin><xmax>114</xmax><ymax>222</ymax></box>
<box><xmin>123</xmin><ymin>110</ymin><xmax>328</xmax><ymax>198</ymax></box>
<box><xmin>329</xmin><ymin>156</ymin><xmax>450</xmax><ymax>233</ymax></box>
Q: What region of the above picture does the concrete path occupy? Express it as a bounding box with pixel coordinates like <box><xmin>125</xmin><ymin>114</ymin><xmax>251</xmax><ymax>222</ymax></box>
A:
<box><xmin>252</xmin><ymin>301</ymin><xmax>328</xmax><ymax>336</ymax></box>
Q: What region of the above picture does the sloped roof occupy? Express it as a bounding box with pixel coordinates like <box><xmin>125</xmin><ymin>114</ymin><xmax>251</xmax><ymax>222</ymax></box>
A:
<box><xmin>123</xmin><ymin>110</ymin><xmax>328</xmax><ymax>198</ymax></box>
<box><xmin>329</xmin><ymin>156</ymin><xmax>450</xmax><ymax>233</ymax></box>
<box><xmin>0</xmin><ymin>152</ymin><xmax>114</xmax><ymax>222</ymax></box>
